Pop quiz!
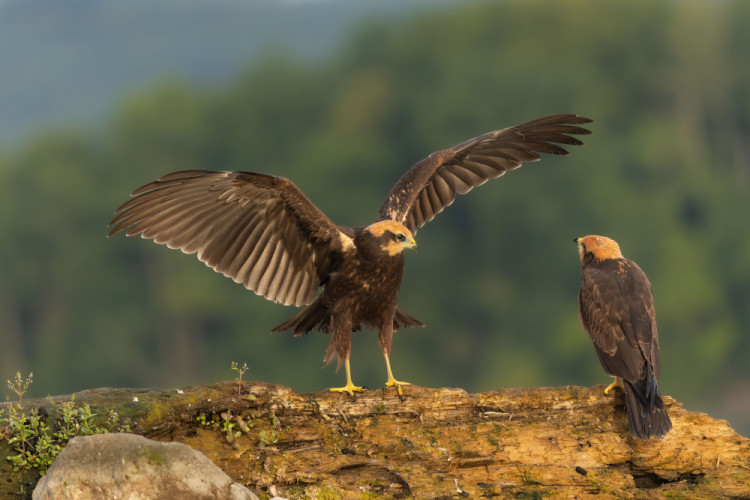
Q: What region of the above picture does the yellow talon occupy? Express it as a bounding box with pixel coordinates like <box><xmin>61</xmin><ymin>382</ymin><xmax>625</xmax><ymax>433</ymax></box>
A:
<box><xmin>384</xmin><ymin>353</ymin><xmax>410</xmax><ymax>396</ymax></box>
<box><xmin>330</xmin><ymin>358</ymin><xmax>365</xmax><ymax>397</ymax></box>
<box><xmin>604</xmin><ymin>377</ymin><xmax>624</xmax><ymax>395</ymax></box>
<box><xmin>330</xmin><ymin>382</ymin><xmax>365</xmax><ymax>397</ymax></box>
<box><xmin>385</xmin><ymin>377</ymin><xmax>411</xmax><ymax>397</ymax></box>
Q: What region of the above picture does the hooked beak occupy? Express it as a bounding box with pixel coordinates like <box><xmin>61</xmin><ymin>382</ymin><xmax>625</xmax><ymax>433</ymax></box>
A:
<box><xmin>405</xmin><ymin>237</ymin><xmax>418</xmax><ymax>253</ymax></box>
<box><xmin>574</xmin><ymin>237</ymin><xmax>585</xmax><ymax>262</ymax></box>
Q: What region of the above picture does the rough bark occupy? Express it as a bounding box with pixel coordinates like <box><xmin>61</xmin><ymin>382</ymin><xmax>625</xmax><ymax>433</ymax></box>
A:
<box><xmin>2</xmin><ymin>382</ymin><xmax>749</xmax><ymax>499</ymax></box>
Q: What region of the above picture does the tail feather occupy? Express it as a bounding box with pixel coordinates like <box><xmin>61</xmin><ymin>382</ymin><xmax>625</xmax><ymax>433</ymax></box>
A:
<box><xmin>394</xmin><ymin>307</ymin><xmax>424</xmax><ymax>330</ymax></box>
<box><xmin>271</xmin><ymin>297</ymin><xmax>329</xmax><ymax>336</ymax></box>
<box><xmin>271</xmin><ymin>301</ymin><xmax>424</xmax><ymax>336</ymax></box>
<box><xmin>622</xmin><ymin>366</ymin><xmax>672</xmax><ymax>439</ymax></box>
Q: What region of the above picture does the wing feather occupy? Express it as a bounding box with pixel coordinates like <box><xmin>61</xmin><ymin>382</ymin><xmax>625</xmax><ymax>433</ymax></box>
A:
<box><xmin>228</xmin><ymin>218</ymin><xmax>267</xmax><ymax>279</ymax></box>
<box><xmin>418</xmin><ymin>189</ymin><xmax>434</xmax><ymax>221</ymax></box>
<box><xmin>380</xmin><ymin>114</ymin><xmax>592</xmax><ymax>233</ymax></box>
<box><xmin>432</xmin><ymin>172</ymin><xmax>455</xmax><ymax>205</ymax></box>
<box><xmin>274</xmin><ymin>251</ymin><xmax>295</xmax><ymax>302</ymax></box>
<box><xmin>425</xmin><ymin>182</ymin><xmax>443</xmax><ymax>217</ymax></box>
<box><xmin>109</xmin><ymin>170</ymin><xmax>352</xmax><ymax>306</ymax></box>
<box><xmin>447</xmin><ymin>165</ymin><xmax>485</xmax><ymax>191</ymax></box>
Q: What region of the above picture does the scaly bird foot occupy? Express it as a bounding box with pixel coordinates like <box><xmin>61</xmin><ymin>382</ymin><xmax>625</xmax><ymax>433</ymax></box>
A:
<box><xmin>330</xmin><ymin>382</ymin><xmax>365</xmax><ymax>397</ymax></box>
<box><xmin>385</xmin><ymin>377</ymin><xmax>411</xmax><ymax>397</ymax></box>
<box><xmin>604</xmin><ymin>377</ymin><xmax>623</xmax><ymax>395</ymax></box>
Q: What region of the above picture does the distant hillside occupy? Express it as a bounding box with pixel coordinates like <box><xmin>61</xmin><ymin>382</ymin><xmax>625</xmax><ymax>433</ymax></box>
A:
<box><xmin>0</xmin><ymin>0</ymin><xmax>456</xmax><ymax>146</ymax></box>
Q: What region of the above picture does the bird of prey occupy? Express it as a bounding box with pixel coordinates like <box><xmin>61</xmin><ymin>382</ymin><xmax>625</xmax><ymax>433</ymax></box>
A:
<box><xmin>575</xmin><ymin>235</ymin><xmax>672</xmax><ymax>439</ymax></box>
<box><xmin>109</xmin><ymin>114</ymin><xmax>592</xmax><ymax>396</ymax></box>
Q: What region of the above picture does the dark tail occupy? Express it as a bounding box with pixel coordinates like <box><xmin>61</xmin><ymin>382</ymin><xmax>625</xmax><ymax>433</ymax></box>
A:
<box><xmin>271</xmin><ymin>297</ymin><xmax>330</xmax><ymax>336</ymax></box>
<box><xmin>271</xmin><ymin>299</ymin><xmax>424</xmax><ymax>336</ymax></box>
<box><xmin>622</xmin><ymin>365</ymin><xmax>672</xmax><ymax>439</ymax></box>
<box><xmin>394</xmin><ymin>308</ymin><xmax>424</xmax><ymax>330</ymax></box>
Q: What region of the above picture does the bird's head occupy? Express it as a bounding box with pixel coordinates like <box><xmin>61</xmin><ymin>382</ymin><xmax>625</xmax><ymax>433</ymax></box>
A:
<box><xmin>575</xmin><ymin>235</ymin><xmax>622</xmax><ymax>263</ymax></box>
<box><xmin>364</xmin><ymin>220</ymin><xmax>417</xmax><ymax>256</ymax></box>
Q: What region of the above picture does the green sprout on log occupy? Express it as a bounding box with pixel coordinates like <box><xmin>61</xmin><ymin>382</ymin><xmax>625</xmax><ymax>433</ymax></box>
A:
<box><xmin>231</xmin><ymin>361</ymin><xmax>248</xmax><ymax>397</ymax></box>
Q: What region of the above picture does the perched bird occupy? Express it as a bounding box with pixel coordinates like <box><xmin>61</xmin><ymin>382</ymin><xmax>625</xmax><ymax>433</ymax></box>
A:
<box><xmin>108</xmin><ymin>114</ymin><xmax>592</xmax><ymax>396</ymax></box>
<box><xmin>575</xmin><ymin>235</ymin><xmax>672</xmax><ymax>439</ymax></box>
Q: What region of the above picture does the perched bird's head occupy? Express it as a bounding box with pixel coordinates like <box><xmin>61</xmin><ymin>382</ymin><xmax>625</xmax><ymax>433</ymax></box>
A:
<box><xmin>363</xmin><ymin>220</ymin><xmax>417</xmax><ymax>256</ymax></box>
<box><xmin>575</xmin><ymin>235</ymin><xmax>622</xmax><ymax>263</ymax></box>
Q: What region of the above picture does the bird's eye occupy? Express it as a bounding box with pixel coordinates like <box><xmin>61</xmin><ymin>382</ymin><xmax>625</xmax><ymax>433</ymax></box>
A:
<box><xmin>395</xmin><ymin>233</ymin><xmax>406</xmax><ymax>242</ymax></box>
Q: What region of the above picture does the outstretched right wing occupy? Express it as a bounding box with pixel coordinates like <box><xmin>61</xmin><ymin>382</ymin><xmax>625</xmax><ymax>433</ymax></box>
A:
<box><xmin>109</xmin><ymin>170</ymin><xmax>354</xmax><ymax>306</ymax></box>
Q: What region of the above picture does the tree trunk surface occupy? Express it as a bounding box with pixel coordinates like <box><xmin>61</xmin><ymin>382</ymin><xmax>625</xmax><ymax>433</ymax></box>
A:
<box><xmin>2</xmin><ymin>381</ymin><xmax>749</xmax><ymax>499</ymax></box>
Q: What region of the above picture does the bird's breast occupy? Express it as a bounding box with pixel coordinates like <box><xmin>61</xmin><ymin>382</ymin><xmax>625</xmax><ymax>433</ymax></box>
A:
<box><xmin>324</xmin><ymin>253</ymin><xmax>404</xmax><ymax>322</ymax></box>
<box><xmin>335</xmin><ymin>258</ymin><xmax>403</xmax><ymax>297</ymax></box>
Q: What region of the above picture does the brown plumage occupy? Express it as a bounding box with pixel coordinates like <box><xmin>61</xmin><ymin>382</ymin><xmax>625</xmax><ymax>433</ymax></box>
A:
<box><xmin>108</xmin><ymin>113</ymin><xmax>592</xmax><ymax>396</ymax></box>
<box><xmin>575</xmin><ymin>235</ymin><xmax>672</xmax><ymax>439</ymax></box>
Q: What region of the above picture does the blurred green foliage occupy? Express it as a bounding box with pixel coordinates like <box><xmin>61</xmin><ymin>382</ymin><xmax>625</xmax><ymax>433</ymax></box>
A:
<box><xmin>1</xmin><ymin>0</ymin><xmax>748</xmax><ymax>434</ymax></box>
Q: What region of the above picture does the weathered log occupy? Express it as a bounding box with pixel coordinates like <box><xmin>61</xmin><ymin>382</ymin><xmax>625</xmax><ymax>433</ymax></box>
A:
<box><xmin>2</xmin><ymin>382</ymin><xmax>749</xmax><ymax>498</ymax></box>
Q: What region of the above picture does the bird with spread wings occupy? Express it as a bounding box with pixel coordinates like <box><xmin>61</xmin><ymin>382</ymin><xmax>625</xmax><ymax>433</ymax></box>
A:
<box><xmin>109</xmin><ymin>114</ymin><xmax>592</xmax><ymax>396</ymax></box>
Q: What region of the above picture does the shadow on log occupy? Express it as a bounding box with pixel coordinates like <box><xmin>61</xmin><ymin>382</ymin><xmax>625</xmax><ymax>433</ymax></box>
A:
<box><xmin>2</xmin><ymin>382</ymin><xmax>749</xmax><ymax>498</ymax></box>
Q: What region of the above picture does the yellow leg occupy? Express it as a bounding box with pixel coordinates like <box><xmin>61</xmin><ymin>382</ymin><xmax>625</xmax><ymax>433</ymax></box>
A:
<box><xmin>384</xmin><ymin>353</ymin><xmax>410</xmax><ymax>396</ymax></box>
<box><xmin>330</xmin><ymin>358</ymin><xmax>365</xmax><ymax>397</ymax></box>
<box><xmin>604</xmin><ymin>376</ymin><xmax>623</xmax><ymax>395</ymax></box>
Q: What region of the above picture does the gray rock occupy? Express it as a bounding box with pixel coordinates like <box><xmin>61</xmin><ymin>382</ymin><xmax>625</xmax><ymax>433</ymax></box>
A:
<box><xmin>33</xmin><ymin>433</ymin><xmax>258</xmax><ymax>500</ymax></box>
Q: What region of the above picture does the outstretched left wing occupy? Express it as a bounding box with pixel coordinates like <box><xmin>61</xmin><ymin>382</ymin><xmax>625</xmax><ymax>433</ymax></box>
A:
<box><xmin>379</xmin><ymin>114</ymin><xmax>593</xmax><ymax>235</ymax></box>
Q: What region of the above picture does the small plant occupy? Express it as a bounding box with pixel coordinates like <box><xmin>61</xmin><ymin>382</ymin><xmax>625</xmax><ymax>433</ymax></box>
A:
<box><xmin>196</xmin><ymin>409</ymin><xmax>281</xmax><ymax>449</ymax></box>
<box><xmin>0</xmin><ymin>371</ymin><xmax>131</xmax><ymax>475</ymax></box>
<box><xmin>198</xmin><ymin>411</ymin><xmax>255</xmax><ymax>446</ymax></box>
<box><xmin>220</xmin><ymin>411</ymin><xmax>242</xmax><ymax>444</ymax></box>
<box><xmin>235</xmin><ymin>415</ymin><xmax>253</xmax><ymax>433</ymax></box>
<box><xmin>258</xmin><ymin>429</ymin><xmax>279</xmax><ymax>448</ymax></box>
<box><xmin>7</xmin><ymin>371</ymin><xmax>33</xmax><ymax>404</ymax></box>
<box><xmin>231</xmin><ymin>361</ymin><xmax>248</xmax><ymax>397</ymax></box>
<box><xmin>105</xmin><ymin>409</ymin><xmax>131</xmax><ymax>433</ymax></box>
<box><xmin>258</xmin><ymin>410</ymin><xmax>281</xmax><ymax>448</ymax></box>
<box><xmin>196</xmin><ymin>413</ymin><xmax>215</xmax><ymax>427</ymax></box>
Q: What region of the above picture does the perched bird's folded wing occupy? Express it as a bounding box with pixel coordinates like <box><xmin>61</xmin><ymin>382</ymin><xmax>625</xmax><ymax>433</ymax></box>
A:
<box><xmin>621</xmin><ymin>261</ymin><xmax>661</xmax><ymax>378</ymax></box>
<box><xmin>578</xmin><ymin>266</ymin><xmax>645</xmax><ymax>382</ymax></box>
<box><xmin>379</xmin><ymin>114</ymin><xmax>592</xmax><ymax>234</ymax></box>
<box><xmin>109</xmin><ymin>170</ymin><xmax>353</xmax><ymax>306</ymax></box>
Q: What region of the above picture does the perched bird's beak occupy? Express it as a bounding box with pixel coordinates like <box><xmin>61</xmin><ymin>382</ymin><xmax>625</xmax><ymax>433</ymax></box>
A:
<box><xmin>574</xmin><ymin>237</ymin><xmax>585</xmax><ymax>262</ymax></box>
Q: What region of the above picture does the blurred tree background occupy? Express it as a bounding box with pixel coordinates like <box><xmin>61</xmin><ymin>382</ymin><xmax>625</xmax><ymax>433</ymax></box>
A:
<box><xmin>1</xmin><ymin>0</ymin><xmax>748</xmax><ymax>436</ymax></box>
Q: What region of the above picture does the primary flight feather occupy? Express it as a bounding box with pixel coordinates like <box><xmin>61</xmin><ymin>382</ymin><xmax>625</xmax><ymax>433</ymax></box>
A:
<box><xmin>109</xmin><ymin>114</ymin><xmax>593</xmax><ymax>396</ymax></box>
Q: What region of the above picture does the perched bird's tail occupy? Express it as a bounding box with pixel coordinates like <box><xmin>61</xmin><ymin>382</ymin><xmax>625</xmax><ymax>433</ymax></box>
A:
<box><xmin>622</xmin><ymin>365</ymin><xmax>672</xmax><ymax>439</ymax></box>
